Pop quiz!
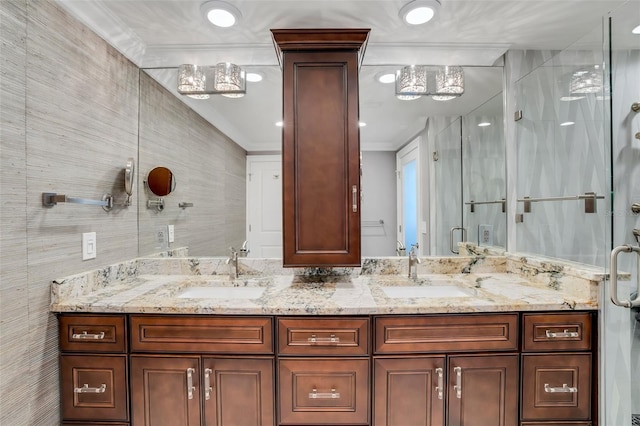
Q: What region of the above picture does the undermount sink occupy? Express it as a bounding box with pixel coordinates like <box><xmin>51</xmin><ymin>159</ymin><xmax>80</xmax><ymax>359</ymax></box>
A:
<box><xmin>177</xmin><ymin>286</ymin><xmax>265</xmax><ymax>299</ymax></box>
<box><xmin>382</xmin><ymin>285</ymin><xmax>472</xmax><ymax>299</ymax></box>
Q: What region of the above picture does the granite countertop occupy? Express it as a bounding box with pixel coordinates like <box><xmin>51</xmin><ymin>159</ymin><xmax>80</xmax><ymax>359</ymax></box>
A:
<box><xmin>50</xmin><ymin>253</ymin><xmax>605</xmax><ymax>315</ymax></box>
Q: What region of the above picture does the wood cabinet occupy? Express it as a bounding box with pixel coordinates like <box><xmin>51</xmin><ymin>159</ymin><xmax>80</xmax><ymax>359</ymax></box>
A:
<box><xmin>58</xmin><ymin>311</ymin><xmax>597</xmax><ymax>426</ymax></box>
<box><xmin>272</xmin><ymin>29</ymin><xmax>369</xmax><ymax>267</ymax></box>
<box><xmin>130</xmin><ymin>355</ymin><xmax>274</xmax><ymax>426</ymax></box>
<box><xmin>59</xmin><ymin>314</ymin><xmax>129</xmax><ymax>425</ymax></box>
<box><xmin>128</xmin><ymin>315</ymin><xmax>275</xmax><ymax>426</ymax></box>
<box><xmin>277</xmin><ymin>317</ymin><xmax>371</xmax><ymax>425</ymax></box>
<box><xmin>520</xmin><ymin>313</ymin><xmax>595</xmax><ymax>426</ymax></box>
<box><xmin>374</xmin><ymin>314</ymin><xmax>519</xmax><ymax>426</ymax></box>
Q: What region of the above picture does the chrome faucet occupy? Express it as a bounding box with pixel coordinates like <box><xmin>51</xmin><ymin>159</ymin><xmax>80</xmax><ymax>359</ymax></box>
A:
<box><xmin>408</xmin><ymin>243</ymin><xmax>421</xmax><ymax>280</ymax></box>
<box><xmin>239</xmin><ymin>240</ymin><xmax>250</xmax><ymax>257</ymax></box>
<box><xmin>225</xmin><ymin>247</ymin><xmax>239</xmax><ymax>279</ymax></box>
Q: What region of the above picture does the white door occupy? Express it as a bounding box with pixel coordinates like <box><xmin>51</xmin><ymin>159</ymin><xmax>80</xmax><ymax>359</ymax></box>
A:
<box><xmin>396</xmin><ymin>139</ymin><xmax>421</xmax><ymax>253</ymax></box>
<box><xmin>246</xmin><ymin>155</ymin><xmax>282</xmax><ymax>258</ymax></box>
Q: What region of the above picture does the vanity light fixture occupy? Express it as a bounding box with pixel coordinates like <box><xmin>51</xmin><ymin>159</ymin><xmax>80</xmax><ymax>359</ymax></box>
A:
<box><xmin>399</xmin><ymin>0</ymin><xmax>441</xmax><ymax>25</ymax></box>
<box><xmin>201</xmin><ymin>1</ymin><xmax>241</xmax><ymax>28</ymax></box>
<box><xmin>569</xmin><ymin>66</ymin><xmax>602</xmax><ymax>94</ymax></box>
<box><xmin>177</xmin><ymin>64</ymin><xmax>210</xmax><ymax>99</ymax></box>
<box><xmin>177</xmin><ymin>63</ymin><xmax>246</xmax><ymax>98</ymax></box>
<box><xmin>396</xmin><ymin>65</ymin><xmax>428</xmax><ymax>100</ymax></box>
<box><xmin>214</xmin><ymin>62</ymin><xmax>246</xmax><ymax>98</ymax></box>
<box><xmin>431</xmin><ymin>66</ymin><xmax>464</xmax><ymax>101</ymax></box>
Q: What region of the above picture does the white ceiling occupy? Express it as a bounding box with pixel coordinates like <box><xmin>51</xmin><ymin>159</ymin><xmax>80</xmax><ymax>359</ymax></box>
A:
<box><xmin>57</xmin><ymin>0</ymin><xmax>633</xmax><ymax>151</ymax></box>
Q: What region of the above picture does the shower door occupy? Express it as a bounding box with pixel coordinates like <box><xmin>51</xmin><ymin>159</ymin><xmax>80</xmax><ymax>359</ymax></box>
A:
<box><xmin>603</xmin><ymin>2</ymin><xmax>640</xmax><ymax>425</ymax></box>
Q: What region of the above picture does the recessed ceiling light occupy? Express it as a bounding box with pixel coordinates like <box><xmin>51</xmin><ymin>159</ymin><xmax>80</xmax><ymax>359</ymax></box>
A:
<box><xmin>275</xmin><ymin>121</ymin><xmax>283</xmax><ymax>127</ymax></box>
<box><xmin>376</xmin><ymin>72</ymin><xmax>396</xmax><ymax>84</ymax></box>
<box><xmin>201</xmin><ymin>1</ymin><xmax>241</xmax><ymax>28</ymax></box>
<box><xmin>399</xmin><ymin>0</ymin><xmax>441</xmax><ymax>25</ymax></box>
<box><xmin>246</xmin><ymin>72</ymin><xmax>263</xmax><ymax>82</ymax></box>
<box><xmin>632</xmin><ymin>24</ymin><xmax>640</xmax><ymax>34</ymax></box>
<box><xmin>359</xmin><ymin>122</ymin><xmax>367</xmax><ymax>127</ymax></box>
<box><xmin>478</xmin><ymin>122</ymin><xmax>491</xmax><ymax>127</ymax></box>
<box><xmin>560</xmin><ymin>121</ymin><xmax>575</xmax><ymax>127</ymax></box>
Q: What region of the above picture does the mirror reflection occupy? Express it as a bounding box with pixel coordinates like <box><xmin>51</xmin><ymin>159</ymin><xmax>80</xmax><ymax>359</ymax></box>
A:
<box><xmin>146</xmin><ymin>166</ymin><xmax>176</xmax><ymax>197</ymax></box>
<box><xmin>139</xmin><ymin>64</ymin><xmax>505</xmax><ymax>257</ymax></box>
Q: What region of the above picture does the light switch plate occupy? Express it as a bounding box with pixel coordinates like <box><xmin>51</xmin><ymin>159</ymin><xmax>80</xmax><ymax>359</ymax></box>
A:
<box><xmin>82</xmin><ymin>232</ymin><xmax>97</xmax><ymax>260</ymax></box>
<box><xmin>167</xmin><ymin>225</ymin><xmax>175</xmax><ymax>243</ymax></box>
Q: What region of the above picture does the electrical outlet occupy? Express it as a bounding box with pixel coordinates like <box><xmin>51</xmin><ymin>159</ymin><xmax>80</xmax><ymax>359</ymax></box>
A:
<box><xmin>82</xmin><ymin>232</ymin><xmax>97</xmax><ymax>260</ymax></box>
<box><xmin>167</xmin><ymin>225</ymin><xmax>175</xmax><ymax>243</ymax></box>
<box><xmin>478</xmin><ymin>224</ymin><xmax>493</xmax><ymax>246</ymax></box>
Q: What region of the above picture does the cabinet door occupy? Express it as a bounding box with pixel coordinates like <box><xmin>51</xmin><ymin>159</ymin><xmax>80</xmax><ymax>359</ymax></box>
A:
<box><xmin>448</xmin><ymin>354</ymin><xmax>518</xmax><ymax>426</ymax></box>
<box><xmin>274</xmin><ymin>29</ymin><xmax>369</xmax><ymax>267</ymax></box>
<box><xmin>130</xmin><ymin>356</ymin><xmax>201</xmax><ymax>426</ymax></box>
<box><xmin>202</xmin><ymin>357</ymin><xmax>274</xmax><ymax>426</ymax></box>
<box><xmin>373</xmin><ymin>357</ymin><xmax>445</xmax><ymax>426</ymax></box>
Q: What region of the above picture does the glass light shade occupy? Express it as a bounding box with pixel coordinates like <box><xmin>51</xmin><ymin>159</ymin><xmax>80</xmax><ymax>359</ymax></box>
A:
<box><xmin>215</xmin><ymin>62</ymin><xmax>246</xmax><ymax>98</ymax></box>
<box><xmin>178</xmin><ymin>64</ymin><xmax>208</xmax><ymax>98</ymax></box>
<box><xmin>432</xmin><ymin>66</ymin><xmax>464</xmax><ymax>101</ymax></box>
<box><xmin>569</xmin><ymin>66</ymin><xmax>602</xmax><ymax>94</ymax></box>
<box><xmin>395</xmin><ymin>65</ymin><xmax>428</xmax><ymax>100</ymax></box>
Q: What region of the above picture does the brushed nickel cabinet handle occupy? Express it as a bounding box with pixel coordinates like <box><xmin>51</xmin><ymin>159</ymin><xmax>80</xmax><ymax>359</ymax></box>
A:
<box><xmin>74</xmin><ymin>383</ymin><xmax>106</xmax><ymax>393</ymax></box>
<box><xmin>454</xmin><ymin>366</ymin><xmax>462</xmax><ymax>399</ymax></box>
<box><xmin>204</xmin><ymin>368</ymin><xmax>213</xmax><ymax>401</ymax></box>
<box><xmin>186</xmin><ymin>368</ymin><xmax>196</xmax><ymax>400</ymax></box>
<box><xmin>307</xmin><ymin>334</ymin><xmax>340</xmax><ymax>344</ymax></box>
<box><xmin>309</xmin><ymin>387</ymin><xmax>340</xmax><ymax>399</ymax></box>
<box><xmin>71</xmin><ymin>331</ymin><xmax>105</xmax><ymax>340</ymax></box>
<box><xmin>545</xmin><ymin>329</ymin><xmax>579</xmax><ymax>338</ymax></box>
<box><xmin>352</xmin><ymin>185</ymin><xmax>358</xmax><ymax>213</ymax></box>
<box><xmin>435</xmin><ymin>367</ymin><xmax>444</xmax><ymax>400</ymax></box>
<box><xmin>544</xmin><ymin>383</ymin><xmax>578</xmax><ymax>393</ymax></box>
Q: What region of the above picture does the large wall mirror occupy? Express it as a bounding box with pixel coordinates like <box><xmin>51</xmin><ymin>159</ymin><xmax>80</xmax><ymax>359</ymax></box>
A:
<box><xmin>140</xmin><ymin>62</ymin><xmax>505</xmax><ymax>258</ymax></box>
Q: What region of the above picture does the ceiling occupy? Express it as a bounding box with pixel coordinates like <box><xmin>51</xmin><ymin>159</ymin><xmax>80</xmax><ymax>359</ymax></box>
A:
<box><xmin>57</xmin><ymin>0</ymin><xmax>632</xmax><ymax>151</ymax></box>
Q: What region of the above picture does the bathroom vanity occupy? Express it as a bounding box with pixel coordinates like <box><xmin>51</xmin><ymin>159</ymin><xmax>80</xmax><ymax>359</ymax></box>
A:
<box><xmin>52</xmin><ymin>254</ymin><xmax>604</xmax><ymax>426</ymax></box>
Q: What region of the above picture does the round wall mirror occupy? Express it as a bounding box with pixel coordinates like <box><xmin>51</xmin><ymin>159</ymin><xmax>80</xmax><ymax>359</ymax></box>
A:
<box><xmin>146</xmin><ymin>166</ymin><xmax>176</xmax><ymax>197</ymax></box>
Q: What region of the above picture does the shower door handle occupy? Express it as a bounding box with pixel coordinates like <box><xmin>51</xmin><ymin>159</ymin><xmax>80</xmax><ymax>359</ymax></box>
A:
<box><xmin>609</xmin><ymin>245</ymin><xmax>640</xmax><ymax>308</ymax></box>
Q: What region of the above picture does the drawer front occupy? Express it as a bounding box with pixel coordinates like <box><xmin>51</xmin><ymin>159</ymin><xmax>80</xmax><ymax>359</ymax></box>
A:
<box><xmin>60</xmin><ymin>355</ymin><xmax>128</xmax><ymax>421</ymax></box>
<box><xmin>521</xmin><ymin>354</ymin><xmax>592</xmax><ymax>421</ymax></box>
<box><xmin>63</xmin><ymin>423</ymin><xmax>129</xmax><ymax>426</ymax></box>
<box><xmin>522</xmin><ymin>313</ymin><xmax>593</xmax><ymax>352</ymax></box>
<box><xmin>374</xmin><ymin>313</ymin><xmax>518</xmax><ymax>353</ymax></box>
<box><xmin>279</xmin><ymin>358</ymin><xmax>369</xmax><ymax>425</ymax></box>
<box><xmin>60</xmin><ymin>315</ymin><xmax>126</xmax><ymax>353</ymax></box>
<box><xmin>278</xmin><ymin>317</ymin><xmax>369</xmax><ymax>355</ymax></box>
<box><xmin>130</xmin><ymin>315</ymin><xmax>273</xmax><ymax>353</ymax></box>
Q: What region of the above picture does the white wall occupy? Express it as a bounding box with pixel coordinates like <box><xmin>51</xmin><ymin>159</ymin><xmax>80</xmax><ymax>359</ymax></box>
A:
<box><xmin>361</xmin><ymin>151</ymin><xmax>397</xmax><ymax>256</ymax></box>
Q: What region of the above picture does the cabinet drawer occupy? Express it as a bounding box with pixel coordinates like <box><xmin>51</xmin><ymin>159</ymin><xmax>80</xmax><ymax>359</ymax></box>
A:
<box><xmin>521</xmin><ymin>354</ymin><xmax>592</xmax><ymax>420</ymax></box>
<box><xmin>278</xmin><ymin>317</ymin><xmax>369</xmax><ymax>355</ymax></box>
<box><xmin>522</xmin><ymin>313</ymin><xmax>593</xmax><ymax>352</ymax></box>
<box><xmin>59</xmin><ymin>314</ymin><xmax>126</xmax><ymax>353</ymax></box>
<box><xmin>60</xmin><ymin>354</ymin><xmax>128</xmax><ymax>421</ymax></box>
<box><xmin>130</xmin><ymin>315</ymin><xmax>273</xmax><ymax>353</ymax></box>
<box><xmin>279</xmin><ymin>358</ymin><xmax>369</xmax><ymax>425</ymax></box>
<box><xmin>374</xmin><ymin>313</ymin><xmax>518</xmax><ymax>353</ymax></box>
<box><xmin>63</xmin><ymin>423</ymin><xmax>129</xmax><ymax>426</ymax></box>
